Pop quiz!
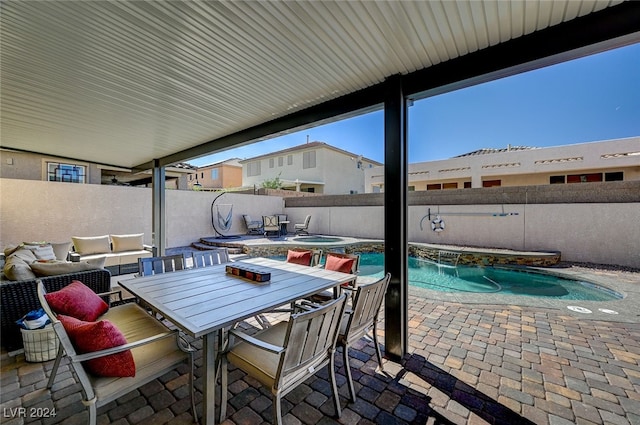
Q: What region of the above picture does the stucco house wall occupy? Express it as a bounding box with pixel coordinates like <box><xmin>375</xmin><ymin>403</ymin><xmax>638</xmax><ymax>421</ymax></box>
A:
<box><xmin>241</xmin><ymin>142</ymin><xmax>379</xmax><ymax>195</ymax></box>
<box><xmin>188</xmin><ymin>160</ymin><xmax>243</xmax><ymax>190</ymax></box>
<box><xmin>367</xmin><ymin>137</ymin><xmax>640</xmax><ymax>192</ymax></box>
<box><xmin>0</xmin><ymin>150</ymin><xmax>102</xmax><ymax>184</ymax></box>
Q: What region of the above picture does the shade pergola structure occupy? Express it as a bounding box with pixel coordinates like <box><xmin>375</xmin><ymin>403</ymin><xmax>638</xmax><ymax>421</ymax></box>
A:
<box><xmin>2</xmin><ymin>1</ymin><xmax>639</xmax><ymax>361</ymax></box>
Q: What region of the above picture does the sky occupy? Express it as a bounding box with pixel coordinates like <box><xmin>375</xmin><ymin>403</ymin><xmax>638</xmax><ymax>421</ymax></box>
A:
<box><xmin>188</xmin><ymin>42</ymin><xmax>640</xmax><ymax>167</ymax></box>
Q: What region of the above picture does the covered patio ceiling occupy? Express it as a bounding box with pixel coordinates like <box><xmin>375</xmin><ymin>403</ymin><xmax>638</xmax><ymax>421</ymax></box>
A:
<box><xmin>2</xmin><ymin>1</ymin><xmax>639</xmax><ymax>172</ymax></box>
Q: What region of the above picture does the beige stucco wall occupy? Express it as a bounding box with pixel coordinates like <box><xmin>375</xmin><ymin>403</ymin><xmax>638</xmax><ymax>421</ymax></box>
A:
<box><xmin>301</xmin><ymin>203</ymin><xmax>639</xmax><ymax>268</ymax></box>
<box><xmin>1</xmin><ymin>178</ymin><xmax>638</xmax><ymax>268</ymax></box>
<box><xmin>164</xmin><ymin>190</ymin><xmax>283</xmax><ymax>247</ymax></box>
<box><xmin>0</xmin><ymin>179</ymin><xmax>282</xmax><ymax>250</ymax></box>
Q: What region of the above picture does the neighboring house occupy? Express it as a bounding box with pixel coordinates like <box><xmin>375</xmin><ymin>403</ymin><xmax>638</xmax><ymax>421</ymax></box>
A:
<box><xmin>365</xmin><ymin>137</ymin><xmax>640</xmax><ymax>192</ymax></box>
<box><xmin>187</xmin><ymin>158</ymin><xmax>242</xmax><ymax>190</ymax></box>
<box><xmin>0</xmin><ymin>149</ymin><xmax>195</xmax><ymax>189</ymax></box>
<box><xmin>240</xmin><ymin>141</ymin><xmax>382</xmax><ymax>195</ymax></box>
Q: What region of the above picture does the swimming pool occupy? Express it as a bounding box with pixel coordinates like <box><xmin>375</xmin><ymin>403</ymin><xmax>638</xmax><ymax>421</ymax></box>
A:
<box><xmin>357</xmin><ymin>253</ymin><xmax>621</xmax><ymax>301</ymax></box>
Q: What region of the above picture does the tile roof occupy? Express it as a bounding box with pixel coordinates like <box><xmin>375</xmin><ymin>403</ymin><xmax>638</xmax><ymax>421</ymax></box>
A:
<box><xmin>454</xmin><ymin>145</ymin><xmax>537</xmax><ymax>157</ymax></box>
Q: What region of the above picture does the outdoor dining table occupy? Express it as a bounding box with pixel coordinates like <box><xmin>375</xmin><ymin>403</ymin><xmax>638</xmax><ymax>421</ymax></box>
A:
<box><xmin>117</xmin><ymin>256</ymin><xmax>356</xmax><ymax>425</ymax></box>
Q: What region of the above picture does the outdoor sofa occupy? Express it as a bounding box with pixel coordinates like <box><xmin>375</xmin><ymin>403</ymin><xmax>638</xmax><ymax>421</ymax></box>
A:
<box><xmin>71</xmin><ymin>234</ymin><xmax>153</xmax><ymax>276</ymax></box>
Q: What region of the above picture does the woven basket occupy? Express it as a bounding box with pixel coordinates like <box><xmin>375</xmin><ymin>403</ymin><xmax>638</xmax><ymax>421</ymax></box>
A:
<box><xmin>21</xmin><ymin>326</ymin><xmax>59</xmax><ymax>362</ymax></box>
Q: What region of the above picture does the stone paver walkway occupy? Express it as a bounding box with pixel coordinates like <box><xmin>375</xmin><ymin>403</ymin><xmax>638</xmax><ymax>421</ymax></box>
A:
<box><xmin>1</xmin><ymin>290</ymin><xmax>639</xmax><ymax>425</ymax></box>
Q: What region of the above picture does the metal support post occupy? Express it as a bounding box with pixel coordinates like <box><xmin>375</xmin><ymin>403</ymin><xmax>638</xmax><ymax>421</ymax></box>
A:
<box><xmin>383</xmin><ymin>75</ymin><xmax>408</xmax><ymax>360</ymax></box>
<box><xmin>152</xmin><ymin>160</ymin><xmax>166</xmax><ymax>256</ymax></box>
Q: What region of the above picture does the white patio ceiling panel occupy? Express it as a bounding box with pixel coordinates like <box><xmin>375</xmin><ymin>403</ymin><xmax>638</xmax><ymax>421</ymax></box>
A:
<box><xmin>0</xmin><ymin>0</ymin><xmax>623</xmax><ymax>169</ymax></box>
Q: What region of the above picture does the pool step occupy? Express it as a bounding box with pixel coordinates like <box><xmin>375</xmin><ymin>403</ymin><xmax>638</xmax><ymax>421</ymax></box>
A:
<box><xmin>192</xmin><ymin>239</ymin><xmax>243</xmax><ymax>255</ymax></box>
<box><xmin>191</xmin><ymin>242</ymin><xmax>220</xmax><ymax>251</ymax></box>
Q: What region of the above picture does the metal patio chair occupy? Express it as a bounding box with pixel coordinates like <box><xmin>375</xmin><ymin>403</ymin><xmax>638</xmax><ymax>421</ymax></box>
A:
<box><xmin>310</xmin><ymin>252</ymin><xmax>360</xmax><ymax>302</ymax></box>
<box><xmin>220</xmin><ymin>294</ymin><xmax>348</xmax><ymax>425</ymax></box>
<box><xmin>294</xmin><ymin>214</ymin><xmax>311</xmax><ymax>235</ymax></box>
<box><xmin>137</xmin><ymin>254</ymin><xmax>186</xmax><ymax>276</ymax></box>
<box><xmin>191</xmin><ymin>248</ymin><xmax>230</xmax><ymax>267</ymax></box>
<box><xmin>262</xmin><ymin>215</ymin><xmax>280</xmax><ymax>237</ymax></box>
<box><xmin>243</xmin><ymin>214</ymin><xmax>263</xmax><ymax>235</ymax></box>
<box><xmin>37</xmin><ymin>281</ymin><xmax>197</xmax><ymax>425</ymax></box>
<box><xmin>338</xmin><ymin>273</ymin><xmax>391</xmax><ymax>402</ymax></box>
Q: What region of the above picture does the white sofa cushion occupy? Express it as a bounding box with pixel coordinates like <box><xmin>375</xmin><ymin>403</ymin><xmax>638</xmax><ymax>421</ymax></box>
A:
<box><xmin>22</xmin><ymin>243</ymin><xmax>57</xmax><ymax>260</ymax></box>
<box><xmin>50</xmin><ymin>242</ymin><xmax>72</xmax><ymax>261</ymax></box>
<box><xmin>111</xmin><ymin>234</ymin><xmax>144</xmax><ymax>252</ymax></box>
<box><xmin>72</xmin><ymin>235</ymin><xmax>111</xmax><ymax>255</ymax></box>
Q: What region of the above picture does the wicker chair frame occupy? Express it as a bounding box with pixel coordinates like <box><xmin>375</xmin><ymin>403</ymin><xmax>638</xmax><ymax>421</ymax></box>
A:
<box><xmin>1</xmin><ymin>269</ymin><xmax>112</xmax><ymax>351</ymax></box>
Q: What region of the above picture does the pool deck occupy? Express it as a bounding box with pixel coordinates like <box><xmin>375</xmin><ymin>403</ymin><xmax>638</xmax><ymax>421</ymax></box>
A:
<box><xmin>410</xmin><ymin>263</ymin><xmax>640</xmax><ymax>324</ymax></box>
<box><xmin>2</xmin><ymin>244</ymin><xmax>639</xmax><ymax>425</ymax></box>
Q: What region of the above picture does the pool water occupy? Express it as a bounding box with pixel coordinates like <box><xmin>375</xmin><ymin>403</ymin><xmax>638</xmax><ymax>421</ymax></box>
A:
<box><xmin>358</xmin><ymin>253</ymin><xmax>620</xmax><ymax>301</ymax></box>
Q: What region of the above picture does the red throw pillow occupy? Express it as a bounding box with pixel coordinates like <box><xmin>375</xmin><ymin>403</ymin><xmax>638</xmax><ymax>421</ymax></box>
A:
<box><xmin>286</xmin><ymin>250</ymin><xmax>312</xmax><ymax>266</ymax></box>
<box><xmin>59</xmin><ymin>315</ymin><xmax>135</xmax><ymax>377</ymax></box>
<box><xmin>44</xmin><ymin>280</ymin><xmax>108</xmax><ymax>321</ymax></box>
<box><xmin>325</xmin><ymin>255</ymin><xmax>355</xmax><ymax>273</ymax></box>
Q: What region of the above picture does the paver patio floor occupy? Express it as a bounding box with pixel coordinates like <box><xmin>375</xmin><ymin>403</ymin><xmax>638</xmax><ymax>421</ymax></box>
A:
<box><xmin>2</xmin><ymin>283</ymin><xmax>639</xmax><ymax>425</ymax></box>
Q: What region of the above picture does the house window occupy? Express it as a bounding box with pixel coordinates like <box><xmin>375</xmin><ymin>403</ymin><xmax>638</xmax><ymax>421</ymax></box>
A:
<box><xmin>287</xmin><ymin>155</ymin><xmax>293</xmax><ymax>165</ymax></box>
<box><xmin>443</xmin><ymin>183</ymin><xmax>458</xmax><ymax>190</ymax></box>
<box><xmin>47</xmin><ymin>162</ymin><xmax>86</xmax><ymax>183</ymax></box>
<box><xmin>482</xmin><ymin>180</ymin><xmax>501</xmax><ymax>187</ymax></box>
<box><xmin>408</xmin><ymin>186</ymin><xmax>415</xmax><ymax>191</ymax></box>
<box><xmin>427</xmin><ymin>183</ymin><xmax>441</xmax><ymax>190</ymax></box>
<box><xmin>605</xmin><ymin>172</ymin><xmax>623</xmax><ymax>181</ymax></box>
<box><xmin>247</xmin><ymin>162</ymin><xmax>261</xmax><ymax>177</ymax></box>
<box><xmin>211</xmin><ymin>169</ymin><xmax>219</xmax><ymax>180</ymax></box>
<box><xmin>269</xmin><ymin>158</ymin><xmax>275</xmax><ymax>168</ymax></box>
<box><xmin>550</xmin><ymin>175</ymin><xmax>565</xmax><ymax>184</ymax></box>
<box><xmin>278</xmin><ymin>157</ymin><xmax>284</xmax><ymax>167</ymax></box>
<box><xmin>567</xmin><ymin>173</ymin><xmax>602</xmax><ymax>183</ymax></box>
<box><xmin>463</xmin><ymin>182</ymin><xmax>472</xmax><ymax>188</ymax></box>
<box><xmin>303</xmin><ymin>151</ymin><xmax>316</xmax><ymax>169</ymax></box>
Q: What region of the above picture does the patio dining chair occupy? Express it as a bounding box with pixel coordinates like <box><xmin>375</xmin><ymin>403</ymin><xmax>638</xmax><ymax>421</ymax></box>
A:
<box><xmin>243</xmin><ymin>214</ymin><xmax>263</xmax><ymax>235</ymax></box>
<box><xmin>325</xmin><ymin>252</ymin><xmax>360</xmax><ymax>275</ymax></box>
<box><xmin>37</xmin><ymin>281</ymin><xmax>197</xmax><ymax>425</ymax></box>
<box><xmin>137</xmin><ymin>254</ymin><xmax>186</xmax><ymax>276</ymax></box>
<box><xmin>137</xmin><ymin>254</ymin><xmax>187</xmax><ymax>318</ymax></box>
<box><xmin>191</xmin><ymin>248</ymin><xmax>230</xmax><ymax>267</ymax></box>
<box><xmin>262</xmin><ymin>215</ymin><xmax>280</xmax><ymax>237</ymax></box>
<box><xmin>294</xmin><ymin>215</ymin><xmax>311</xmax><ymax>235</ymax></box>
<box><xmin>338</xmin><ymin>273</ymin><xmax>391</xmax><ymax>402</ymax></box>
<box><xmin>285</xmin><ymin>248</ymin><xmax>323</xmax><ymax>267</ymax></box>
<box><xmin>310</xmin><ymin>252</ymin><xmax>360</xmax><ymax>302</ymax></box>
<box><xmin>220</xmin><ymin>294</ymin><xmax>348</xmax><ymax>425</ymax></box>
